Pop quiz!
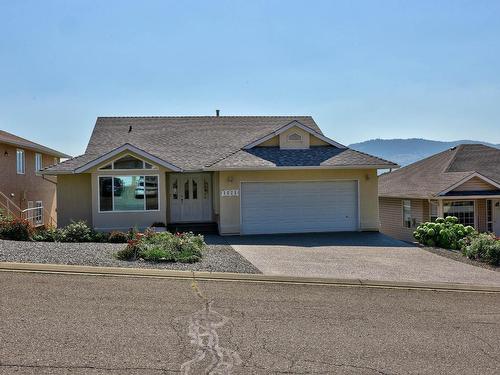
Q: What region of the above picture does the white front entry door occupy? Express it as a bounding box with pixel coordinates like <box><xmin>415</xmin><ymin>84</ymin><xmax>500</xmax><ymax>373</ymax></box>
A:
<box><xmin>170</xmin><ymin>173</ymin><xmax>212</xmax><ymax>222</ymax></box>
<box><xmin>494</xmin><ymin>200</ymin><xmax>500</xmax><ymax>235</ymax></box>
<box><xmin>240</xmin><ymin>180</ymin><xmax>359</xmax><ymax>235</ymax></box>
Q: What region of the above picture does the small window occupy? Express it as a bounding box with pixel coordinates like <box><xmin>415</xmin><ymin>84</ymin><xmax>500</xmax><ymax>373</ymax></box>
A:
<box><xmin>288</xmin><ymin>133</ymin><xmax>302</xmax><ymax>141</ymax></box>
<box><xmin>203</xmin><ymin>178</ymin><xmax>209</xmax><ymax>200</ymax></box>
<box><xmin>172</xmin><ymin>178</ymin><xmax>178</xmax><ymax>200</ymax></box>
<box><xmin>35</xmin><ymin>201</ymin><xmax>43</xmax><ymax>225</ymax></box>
<box><xmin>35</xmin><ymin>153</ymin><xmax>43</xmax><ymax>174</ymax></box>
<box><xmin>192</xmin><ymin>179</ymin><xmax>198</xmax><ymax>200</ymax></box>
<box><xmin>16</xmin><ymin>149</ymin><xmax>25</xmax><ymax>174</ymax></box>
<box><xmin>100</xmin><ymin>163</ymin><xmax>112</xmax><ymax>170</ymax></box>
<box><xmin>486</xmin><ymin>200</ymin><xmax>493</xmax><ymax>232</ymax></box>
<box><xmin>403</xmin><ymin>200</ymin><xmax>412</xmax><ymax>228</ymax></box>
<box><xmin>430</xmin><ymin>200</ymin><xmax>439</xmax><ymax>222</ymax></box>
<box><xmin>184</xmin><ymin>179</ymin><xmax>190</xmax><ymax>200</ymax></box>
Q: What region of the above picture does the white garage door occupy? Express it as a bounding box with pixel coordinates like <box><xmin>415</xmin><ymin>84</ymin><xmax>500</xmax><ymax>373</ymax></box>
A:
<box><xmin>241</xmin><ymin>180</ymin><xmax>358</xmax><ymax>235</ymax></box>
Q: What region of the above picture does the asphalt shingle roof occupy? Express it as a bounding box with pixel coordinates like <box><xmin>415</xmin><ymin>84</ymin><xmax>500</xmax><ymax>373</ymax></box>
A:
<box><xmin>0</xmin><ymin>130</ymin><xmax>70</xmax><ymax>158</ymax></box>
<box><xmin>379</xmin><ymin>144</ymin><xmax>500</xmax><ymax>198</ymax></box>
<box><xmin>45</xmin><ymin>116</ymin><xmax>397</xmax><ymax>173</ymax></box>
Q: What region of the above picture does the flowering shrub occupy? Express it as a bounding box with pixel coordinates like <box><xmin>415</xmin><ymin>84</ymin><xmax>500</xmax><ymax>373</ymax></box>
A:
<box><xmin>114</xmin><ymin>231</ymin><xmax>205</xmax><ymax>263</ymax></box>
<box><xmin>0</xmin><ymin>217</ymin><xmax>34</xmax><ymax>241</ymax></box>
<box><xmin>462</xmin><ymin>233</ymin><xmax>500</xmax><ymax>266</ymax></box>
<box><xmin>413</xmin><ymin>216</ymin><xmax>475</xmax><ymax>249</ymax></box>
<box><xmin>108</xmin><ymin>231</ymin><xmax>129</xmax><ymax>243</ymax></box>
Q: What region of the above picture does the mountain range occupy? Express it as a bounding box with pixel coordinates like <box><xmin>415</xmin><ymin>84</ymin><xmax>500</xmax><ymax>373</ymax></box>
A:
<box><xmin>348</xmin><ymin>138</ymin><xmax>500</xmax><ymax>167</ymax></box>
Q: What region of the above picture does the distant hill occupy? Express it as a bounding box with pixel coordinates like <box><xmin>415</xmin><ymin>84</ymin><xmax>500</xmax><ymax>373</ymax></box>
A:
<box><xmin>348</xmin><ymin>138</ymin><xmax>500</xmax><ymax>166</ymax></box>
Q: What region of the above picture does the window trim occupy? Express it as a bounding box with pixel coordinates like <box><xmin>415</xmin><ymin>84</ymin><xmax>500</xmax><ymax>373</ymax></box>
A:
<box><xmin>402</xmin><ymin>199</ymin><xmax>413</xmax><ymax>228</ymax></box>
<box><xmin>35</xmin><ymin>153</ymin><xmax>43</xmax><ymax>175</ymax></box>
<box><xmin>97</xmin><ymin>174</ymin><xmax>160</xmax><ymax>213</ymax></box>
<box><xmin>486</xmin><ymin>199</ymin><xmax>493</xmax><ymax>233</ymax></box>
<box><xmin>287</xmin><ymin>133</ymin><xmax>303</xmax><ymax>142</ymax></box>
<box><xmin>98</xmin><ymin>154</ymin><xmax>158</xmax><ymax>171</ymax></box>
<box><xmin>442</xmin><ymin>200</ymin><xmax>476</xmax><ymax>228</ymax></box>
<box><xmin>16</xmin><ymin>149</ymin><xmax>25</xmax><ymax>174</ymax></box>
<box><xmin>35</xmin><ymin>201</ymin><xmax>43</xmax><ymax>225</ymax></box>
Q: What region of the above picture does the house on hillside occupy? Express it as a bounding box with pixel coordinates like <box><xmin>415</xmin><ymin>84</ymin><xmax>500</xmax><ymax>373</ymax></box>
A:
<box><xmin>43</xmin><ymin>115</ymin><xmax>398</xmax><ymax>235</ymax></box>
<box><xmin>0</xmin><ymin>130</ymin><xmax>70</xmax><ymax>226</ymax></box>
<box><xmin>379</xmin><ymin>144</ymin><xmax>500</xmax><ymax>241</ymax></box>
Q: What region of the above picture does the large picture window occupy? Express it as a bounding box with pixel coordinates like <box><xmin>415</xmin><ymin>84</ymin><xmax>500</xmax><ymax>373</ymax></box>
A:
<box><xmin>443</xmin><ymin>201</ymin><xmax>475</xmax><ymax>227</ymax></box>
<box><xmin>98</xmin><ymin>175</ymin><xmax>159</xmax><ymax>212</ymax></box>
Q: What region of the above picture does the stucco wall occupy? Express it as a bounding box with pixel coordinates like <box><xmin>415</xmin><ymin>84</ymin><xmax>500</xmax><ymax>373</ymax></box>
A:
<box><xmin>57</xmin><ymin>174</ymin><xmax>92</xmax><ymax>227</ymax></box>
<box><xmin>278</xmin><ymin>127</ymin><xmax>310</xmax><ymax>149</ymax></box>
<box><xmin>0</xmin><ymin>142</ymin><xmax>59</xmax><ymax>223</ymax></box>
<box><xmin>218</xmin><ymin>169</ymin><xmax>379</xmax><ymax>235</ymax></box>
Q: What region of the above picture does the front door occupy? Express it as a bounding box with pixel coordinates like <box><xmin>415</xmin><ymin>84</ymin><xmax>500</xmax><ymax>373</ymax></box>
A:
<box><xmin>494</xmin><ymin>200</ymin><xmax>500</xmax><ymax>235</ymax></box>
<box><xmin>170</xmin><ymin>173</ymin><xmax>212</xmax><ymax>222</ymax></box>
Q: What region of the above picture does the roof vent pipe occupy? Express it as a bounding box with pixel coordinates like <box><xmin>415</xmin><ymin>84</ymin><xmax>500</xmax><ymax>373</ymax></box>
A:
<box><xmin>128</xmin><ymin>126</ymin><xmax>132</xmax><ymax>133</ymax></box>
<box><xmin>216</xmin><ymin>109</ymin><xmax>220</xmax><ymax>117</ymax></box>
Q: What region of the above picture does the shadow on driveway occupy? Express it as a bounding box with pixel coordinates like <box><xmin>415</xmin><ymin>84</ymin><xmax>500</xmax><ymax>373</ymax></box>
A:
<box><xmin>228</xmin><ymin>231</ymin><xmax>414</xmax><ymax>248</ymax></box>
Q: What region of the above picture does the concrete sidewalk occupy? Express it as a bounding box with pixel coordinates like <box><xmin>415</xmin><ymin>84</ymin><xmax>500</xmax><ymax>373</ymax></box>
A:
<box><xmin>228</xmin><ymin>232</ymin><xmax>500</xmax><ymax>286</ymax></box>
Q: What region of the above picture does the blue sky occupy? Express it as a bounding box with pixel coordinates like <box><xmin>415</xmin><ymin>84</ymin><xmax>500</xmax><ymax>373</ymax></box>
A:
<box><xmin>1</xmin><ymin>0</ymin><xmax>499</xmax><ymax>156</ymax></box>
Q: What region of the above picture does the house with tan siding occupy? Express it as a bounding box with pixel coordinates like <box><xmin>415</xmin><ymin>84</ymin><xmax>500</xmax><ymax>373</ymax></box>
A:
<box><xmin>379</xmin><ymin>144</ymin><xmax>500</xmax><ymax>242</ymax></box>
<box><xmin>0</xmin><ymin>130</ymin><xmax>70</xmax><ymax>226</ymax></box>
<box><xmin>43</xmin><ymin>115</ymin><xmax>398</xmax><ymax>235</ymax></box>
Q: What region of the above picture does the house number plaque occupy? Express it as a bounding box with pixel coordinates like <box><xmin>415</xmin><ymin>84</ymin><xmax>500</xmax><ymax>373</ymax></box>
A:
<box><xmin>221</xmin><ymin>189</ymin><xmax>239</xmax><ymax>197</ymax></box>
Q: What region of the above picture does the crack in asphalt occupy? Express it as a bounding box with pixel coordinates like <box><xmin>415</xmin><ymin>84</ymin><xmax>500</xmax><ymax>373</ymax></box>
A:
<box><xmin>180</xmin><ymin>276</ymin><xmax>242</xmax><ymax>374</ymax></box>
<box><xmin>0</xmin><ymin>361</ymin><xmax>180</xmax><ymax>373</ymax></box>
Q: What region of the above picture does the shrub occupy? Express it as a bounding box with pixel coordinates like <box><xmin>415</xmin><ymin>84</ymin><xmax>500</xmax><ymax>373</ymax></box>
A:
<box><xmin>31</xmin><ymin>226</ymin><xmax>62</xmax><ymax>242</ymax></box>
<box><xmin>0</xmin><ymin>217</ymin><xmax>34</xmax><ymax>241</ymax></box>
<box><xmin>113</xmin><ymin>231</ymin><xmax>205</xmax><ymax>263</ymax></box>
<box><xmin>60</xmin><ymin>221</ymin><xmax>94</xmax><ymax>242</ymax></box>
<box><xmin>413</xmin><ymin>216</ymin><xmax>474</xmax><ymax>250</ymax></box>
<box><xmin>462</xmin><ymin>233</ymin><xmax>500</xmax><ymax>266</ymax></box>
<box><xmin>92</xmin><ymin>231</ymin><xmax>110</xmax><ymax>243</ymax></box>
<box><xmin>108</xmin><ymin>231</ymin><xmax>128</xmax><ymax>243</ymax></box>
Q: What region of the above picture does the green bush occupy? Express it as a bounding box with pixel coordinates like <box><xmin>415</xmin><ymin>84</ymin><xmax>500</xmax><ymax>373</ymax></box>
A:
<box><xmin>413</xmin><ymin>216</ymin><xmax>475</xmax><ymax>249</ymax></box>
<box><xmin>113</xmin><ymin>231</ymin><xmax>205</xmax><ymax>263</ymax></box>
<box><xmin>32</xmin><ymin>226</ymin><xmax>63</xmax><ymax>242</ymax></box>
<box><xmin>0</xmin><ymin>217</ymin><xmax>34</xmax><ymax>241</ymax></box>
<box><xmin>60</xmin><ymin>221</ymin><xmax>94</xmax><ymax>242</ymax></box>
<box><xmin>108</xmin><ymin>231</ymin><xmax>128</xmax><ymax>243</ymax></box>
<box><xmin>462</xmin><ymin>233</ymin><xmax>500</xmax><ymax>266</ymax></box>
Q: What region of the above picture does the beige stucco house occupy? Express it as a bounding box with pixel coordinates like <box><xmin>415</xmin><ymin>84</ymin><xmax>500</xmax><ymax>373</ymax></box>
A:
<box><xmin>0</xmin><ymin>130</ymin><xmax>70</xmax><ymax>226</ymax></box>
<box><xmin>379</xmin><ymin>144</ymin><xmax>500</xmax><ymax>241</ymax></box>
<box><xmin>43</xmin><ymin>115</ymin><xmax>397</xmax><ymax>235</ymax></box>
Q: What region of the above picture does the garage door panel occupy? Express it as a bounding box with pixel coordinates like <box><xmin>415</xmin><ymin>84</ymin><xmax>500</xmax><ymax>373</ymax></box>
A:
<box><xmin>241</xmin><ymin>181</ymin><xmax>358</xmax><ymax>234</ymax></box>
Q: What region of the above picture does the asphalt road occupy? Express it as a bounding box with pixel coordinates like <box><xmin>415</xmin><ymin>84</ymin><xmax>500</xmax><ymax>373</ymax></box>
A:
<box><xmin>0</xmin><ymin>271</ymin><xmax>499</xmax><ymax>374</ymax></box>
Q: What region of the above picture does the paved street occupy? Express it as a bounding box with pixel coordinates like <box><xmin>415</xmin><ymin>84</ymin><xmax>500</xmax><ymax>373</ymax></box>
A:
<box><xmin>229</xmin><ymin>232</ymin><xmax>500</xmax><ymax>285</ymax></box>
<box><xmin>0</xmin><ymin>271</ymin><xmax>499</xmax><ymax>374</ymax></box>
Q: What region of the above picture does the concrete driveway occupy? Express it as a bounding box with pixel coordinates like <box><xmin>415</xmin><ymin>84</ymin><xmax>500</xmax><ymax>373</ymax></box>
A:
<box><xmin>228</xmin><ymin>232</ymin><xmax>500</xmax><ymax>286</ymax></box>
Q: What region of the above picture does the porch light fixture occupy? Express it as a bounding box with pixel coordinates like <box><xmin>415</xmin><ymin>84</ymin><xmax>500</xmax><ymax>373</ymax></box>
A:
<box><xmin>227</xmin><ymin>176</ymin><xmax>233</xmax><ymax>183</ymax></box>
<box><xmin>4</xmin><ymin>150</ymin><xmax>7</xmax><ymax>156</ymax></box>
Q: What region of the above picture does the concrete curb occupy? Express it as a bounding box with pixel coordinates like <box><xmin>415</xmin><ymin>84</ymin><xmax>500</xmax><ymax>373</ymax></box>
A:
<box><xmin>0</xmin><ymin>261</ymin><xmax>499</xmax><ymax>293</ymax></box>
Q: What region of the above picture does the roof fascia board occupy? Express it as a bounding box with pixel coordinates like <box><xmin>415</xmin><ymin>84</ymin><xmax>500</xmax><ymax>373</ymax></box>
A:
<box><xmin>243</xmin><ymin>120</ymin><xmax>346</xmax><ymax>149</ymax></box>
<box><xmin>0</xmin><ymin>138</ymin><xmax>70</xmax><ymax>158</ymax></box>
<box><xmin>204</xmin><ymin>164</ymin><xmax>392</xmax><ymax>171</ymax></box>
<box><xmin>74</xmin><ymin>144</ymin><xmax>182</xmax><ymax>173</ymax></box>
<box><xmin>437</xmin><ymin>172</ymin><xmax>500</xmax><ymax>196</ymax></box>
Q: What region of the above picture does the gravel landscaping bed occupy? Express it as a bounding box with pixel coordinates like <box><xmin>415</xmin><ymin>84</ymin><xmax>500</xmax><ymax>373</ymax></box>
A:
<box><xmin>0</xmin><ymin>235</ymin><xmax>261</xmax><ymax>274</ymax></box>
<box><xmin>420</xmin><ymin>245</ymin><xmax>499</xmax><ymax>272</ymax></box>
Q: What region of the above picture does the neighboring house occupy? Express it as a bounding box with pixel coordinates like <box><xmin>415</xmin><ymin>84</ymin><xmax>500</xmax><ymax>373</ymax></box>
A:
<box><xmin>0</xmin><ymin>130</ymin><xmax>70</xmax><ymax>226</ymax></box>
<box><xmin>379</xmin><ymin>144</ymin><xmax>500</xmax><ymax>241</ymax></box>
<box><xmin>43</xmin><ymin>115</ymin><xmax>397</xmax><ymax>235</ymax></box>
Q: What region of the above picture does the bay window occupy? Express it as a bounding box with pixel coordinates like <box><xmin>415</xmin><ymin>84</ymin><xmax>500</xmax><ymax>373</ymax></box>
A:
<box><xmin>443</xmin><ymin>201</ymin><xmax>475</xmax><ymax>227</ymax></box>
<box><xmin>98</xmin><ymin>175</ymin><xmax>159</xmax><ymax>212</ymax></box>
